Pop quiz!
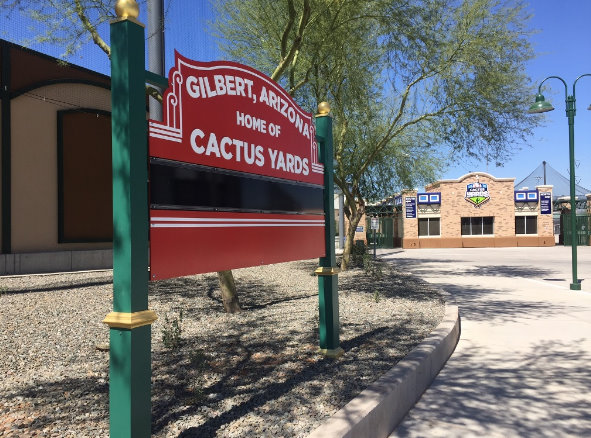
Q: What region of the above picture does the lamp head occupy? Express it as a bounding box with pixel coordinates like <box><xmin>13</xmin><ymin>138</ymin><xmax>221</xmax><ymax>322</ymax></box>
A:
<box><xmin>528</xmin><ymin>93</ymin><xmax>554</xmax><ymax>114</ymax></box>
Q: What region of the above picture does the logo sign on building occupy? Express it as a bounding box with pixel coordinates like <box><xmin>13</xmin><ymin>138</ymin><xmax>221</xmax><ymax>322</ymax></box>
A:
<box><xmin>465</xmin><ymin>181</ymin><xmax>490</xmax><ymax>207</ymax></box>
<box><xmin>405</xmin><ymin>197</ymin><xmax>417</xmax><ymax>218</ymax></box>
<box><xmin>540</xmin><ymin>192</ymin><xmax>552</xmax><ymax>215</ymax></box>
<box><xmin>148</xmin><ymin>52</ymin><xmax>325</xmax><ymax>280</ymax></box>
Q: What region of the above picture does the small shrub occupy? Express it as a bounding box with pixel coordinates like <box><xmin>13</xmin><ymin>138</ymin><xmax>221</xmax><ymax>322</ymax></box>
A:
<box><xmin>189</xmin><ymin>349</ymin><xmax>208</xmax><ymax>371</ymax></box>
<box><xmin>364</xmin><ymin>255</ymin><xmax>383</xmax><ymax>280</ymax></box>
<box><xmin>185</xmin><ymin>349</ymin><xmax>208</xmax><ymax>403</ymax></box>
<box><xmin>161</xmin><ymin>309</ymin><xmax>183</xmax><ymax>350</ymax></box>
<box><xmin>187</xmin><ymin>376</ymin><xmax>205</xmax><ymax>403</ymax></box>
<box><xmin>350</xmin><ymin>241</ymin><xmax>368</xmax><ymax>268</ymax></box>
<box><xmin>373</xmin><ymin>289</ymin><xmax>381</xmax><ymax>303</ymax></box>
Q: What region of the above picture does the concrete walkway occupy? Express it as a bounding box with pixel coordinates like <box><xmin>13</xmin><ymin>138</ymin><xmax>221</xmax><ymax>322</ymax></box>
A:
<box><xmin>383</xmin><ymin>246</ymin><xmax>591</xmax><ymax>437</ymax></box>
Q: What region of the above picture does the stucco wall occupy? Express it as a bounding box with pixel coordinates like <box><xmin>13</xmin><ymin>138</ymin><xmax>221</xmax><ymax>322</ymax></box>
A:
<box><xmin>11</xmin><ymin>83</ymin><xmax>111</xmax><ymax>253</ymax></box>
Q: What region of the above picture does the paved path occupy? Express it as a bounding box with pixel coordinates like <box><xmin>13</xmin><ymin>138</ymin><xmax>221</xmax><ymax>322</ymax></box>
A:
<box><xmin>383</xmin><ymin>246</ymin><xmax>591</xmax><ymax>438</ymax></box>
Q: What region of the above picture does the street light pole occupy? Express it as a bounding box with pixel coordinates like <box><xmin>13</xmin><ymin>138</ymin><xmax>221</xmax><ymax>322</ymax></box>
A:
<box><xmin>529</xmin><ymin>74</ymin><xmax>591</xmax><ymax>291</ymax></box>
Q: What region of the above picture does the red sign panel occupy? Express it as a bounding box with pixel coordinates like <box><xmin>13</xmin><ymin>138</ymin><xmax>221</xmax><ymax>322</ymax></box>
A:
<box><xmin>149</xmin><ymin>51</ymin><xmax>323</xmax><ymax>185</ymax></box>
<box><xmin>148</xmin><ymin>52</ymin><xmax>325</xmax><ymax>280</ymax></box>
<box><xmin>150</xmin><ymin>211</ymin><xmax>325</xmax><ymax>279</ymax></box>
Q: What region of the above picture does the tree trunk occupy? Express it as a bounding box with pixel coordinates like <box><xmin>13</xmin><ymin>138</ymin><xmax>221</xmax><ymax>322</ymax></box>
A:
<box><xmin>217</xmin><ymin>270</ymin><xmax>241</xmax><ymax>313</ymax></box>
<box><xmin>340</xmin><ymin>205</ymin><xmax>365</xmax><ymax>271</ymax></box>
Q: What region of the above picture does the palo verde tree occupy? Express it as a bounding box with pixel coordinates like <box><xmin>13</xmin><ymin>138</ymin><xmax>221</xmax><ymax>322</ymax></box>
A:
<box><xmin>215</xmin><ymin>0</ymin><xmax>540</xmax><ymax>269</ymax></box>
<box><xmin>1</xmin><ymin>0</ymin><xmax>244</xmax><ymax>312</ymax></box>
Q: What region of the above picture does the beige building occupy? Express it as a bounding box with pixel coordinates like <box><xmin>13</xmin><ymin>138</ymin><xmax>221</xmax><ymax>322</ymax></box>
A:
<box><xmin>1</xmin><ymin>40</ymin><xmax>113</xmax><ymax>274</ymax></box>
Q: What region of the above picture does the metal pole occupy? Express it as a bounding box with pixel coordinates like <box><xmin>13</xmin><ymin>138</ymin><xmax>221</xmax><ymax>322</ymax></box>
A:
<box><xmin>373</xmin><ymin>228</ymin><xmax>376</xmax><ymax>259</ymax></box>
<box><xmin>566</xmin><ymin>95</ymin><xmax>581</xmax><ymax>290</ymax></box>
<box><xmin>543</xmin><ymin>160</ymin><xmax>547</xmax><ymax>185</ymax></box>
<box><xmin>315</xmin><ymin>102</ymin><xmax>343</xmax><ymax>358</ymax></box>
<box><xmin>530</xmin><ymin>74</ymin><xmax>591</xmax><ymax>291</ymax></box>
<box><xmin>148</xmin><ymin>0</ymin><xmax>165</xmax><ymax>121</ymax></box>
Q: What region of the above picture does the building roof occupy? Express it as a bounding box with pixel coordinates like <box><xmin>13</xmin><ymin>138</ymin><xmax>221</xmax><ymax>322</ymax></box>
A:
<box><xmin>515</xmin><ymin>161</ymin><xmax>590</xmax><ymax>199</ymax></box>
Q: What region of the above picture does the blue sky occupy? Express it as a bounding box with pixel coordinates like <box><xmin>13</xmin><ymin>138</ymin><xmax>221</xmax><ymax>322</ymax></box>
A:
<box><xmin>448</xmin><ymin>0</ymin><xmax>591</xmax><ymax>191</ymax></box>
<box><xmin>2</xmin><ymin>0</ymin><xmax>590</xmax><ymax>190</ymax></box>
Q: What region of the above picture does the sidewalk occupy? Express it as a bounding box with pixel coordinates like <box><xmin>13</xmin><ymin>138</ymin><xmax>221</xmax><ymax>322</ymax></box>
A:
<box><xmin>384</xmin><ymin>246</ymin><xmax>591</xmax><ymax>437</ymax></box>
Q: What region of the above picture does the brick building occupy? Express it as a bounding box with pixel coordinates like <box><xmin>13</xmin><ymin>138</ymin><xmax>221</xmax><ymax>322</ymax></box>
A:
<box><xmin>395</xmin><ymin>172</ymin><xmax>554</xmax><ymax>248</ymax></box>
<box><xmin>351</xmin><ymin>172</ymin><xmax>557</xmax><ymax>249</ymax></box>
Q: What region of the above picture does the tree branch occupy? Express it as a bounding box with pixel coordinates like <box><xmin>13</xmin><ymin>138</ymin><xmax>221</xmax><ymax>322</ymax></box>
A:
<box><xmin>73</xmin><ymin>0</ymin><xmax>111</xmax><ymax>58</ymax></box>
<box><xmin>271</xmin><ymin>0</ymin><xmax>311</xmax><ymax>81</ymax></box>
<box><xmin>280</xmin><ymin>0</ymin><xmax>296</xmax><ymax>60</ymax></box>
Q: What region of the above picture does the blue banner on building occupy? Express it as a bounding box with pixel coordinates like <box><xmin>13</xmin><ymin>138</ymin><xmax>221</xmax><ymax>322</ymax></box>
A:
<box><xmin>405</xmin><ymin>197</ymin><xmax>417</xmax><ymax>218</ymax></box>
<box><xmin>540</xmin><ymin>192</ymin><xmax>552</xmax><ymax>215</ymax></box>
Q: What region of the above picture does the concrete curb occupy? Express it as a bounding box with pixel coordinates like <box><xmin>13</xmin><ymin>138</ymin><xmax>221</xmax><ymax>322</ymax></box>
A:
<box><xmin>307</xmin><ymin>298</ymin><xmax>460</xmax><ymax>438</ymax></box>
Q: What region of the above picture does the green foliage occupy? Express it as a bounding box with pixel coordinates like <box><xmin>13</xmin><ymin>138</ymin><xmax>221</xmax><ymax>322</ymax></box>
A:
<box><xmin>373</xmin><ymin>289</ymin><xmax>381</xmax><ymax>303</ymax></box>
<box><xmin>1</xmin><ymin>0</ymin><xmax>118</xmax><ymax>58</ymax></box>
<box><xmin>214</xmin><ymin>0</ymin><xmax>540</xmax><ymax>267</ymax></box>
<box><xmin>363</xmin><ymin>255</ymin><xmax>383</xmax><ymax>281</ymax></box>
<box><xmin>161</xmin><ymin>309</ymin><xmax>183</xmax><ymax>350</ymax></box>
<box><xmin>185</xmin><ymin>348</ymin><xmax>208</xmax><ymax>403</ymax></box>
<box><xmin>349</xmin><ymin>241</ymin><xmax>368</xmax><ymax>268</ymax></box>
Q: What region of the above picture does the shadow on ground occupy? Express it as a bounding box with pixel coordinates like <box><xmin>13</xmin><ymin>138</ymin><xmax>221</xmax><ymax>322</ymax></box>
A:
<box><xmin>394</xmin><ymin>339</ymin><xmax>591</xmax><ymax>436</ymax></box>
<box><xmin>390</xmin><ymin>257</ymin><xmax>552</xmax><ymax>279</ymax></box>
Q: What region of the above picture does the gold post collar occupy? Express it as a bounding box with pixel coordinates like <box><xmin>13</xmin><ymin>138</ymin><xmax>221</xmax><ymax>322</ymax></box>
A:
<box><xmin>103</xmin><ymin>310</ymin><xmax>157</xmax><ymax>329</ymax></box>
<box><xmin>315</xmin><ymin>267</ymin><xmax>340</xmax><ymax>276</ymax></box>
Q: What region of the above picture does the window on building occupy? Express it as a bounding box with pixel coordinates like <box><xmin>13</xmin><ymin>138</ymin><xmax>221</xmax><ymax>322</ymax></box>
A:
<box><xmin>418</xmin><ymin>218</ymin><xmax>440</xmax><ymax>236</ymax></box>
<box><xmin>515</xmin><ymin>216</ymin><xmax>537</xmax><ymax>234</ymax></box>
<box><xmin>461</xmin><ymin>217</ymin><xmax>494</xmax><ymax>236</ymax></box>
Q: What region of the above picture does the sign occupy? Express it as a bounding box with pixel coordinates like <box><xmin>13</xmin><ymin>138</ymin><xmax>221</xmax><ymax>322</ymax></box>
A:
<box><xmin>405</xmin><ymin>197</ymin><xmax>416</xmax><ymax>218</ymax></box>
<box><xmin>149</xmin><ymin>52</ymin><xmax>323</xmax><ymax>185</ymax></box>
<box><xmin>371</xmin><ymin>217</ymin><xmax>379</xmax><ymax>230</ymax></box>
<box><xmin>540</xmin><ymin>192</ymin><xmax>552</xmax><ymax>215</ymax></box>
<box><xmin>465</xmin><ymin>181</ymin><xmax>490</xmax><ymax>207</ymax></box>
<box><xmin>356</xmin><ymin>226</ymin><xmax>364</xmax><ymax>232</ymax></box>
<box><xmin>148</xmin><ymin>52</ymin><xmax>325</xmax><ymax>280</ymax></box>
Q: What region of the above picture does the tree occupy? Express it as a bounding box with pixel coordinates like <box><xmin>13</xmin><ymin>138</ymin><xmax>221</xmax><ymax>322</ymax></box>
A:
<box><xmin>215</xmin><ymin>0</ymin><xmax>540</xmax><ymax>269</ymax></box>
<box><xmin>2</xmin><ymin>0</ymin><xmax>243</xmax><ymax>311</ymax></box>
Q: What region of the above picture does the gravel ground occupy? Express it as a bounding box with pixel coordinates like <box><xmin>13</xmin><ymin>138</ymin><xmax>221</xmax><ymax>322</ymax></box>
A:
<box><xmin>0</xmin><ymin>257</ymin><xmax>445</xmax><ymax>437</ymax></box>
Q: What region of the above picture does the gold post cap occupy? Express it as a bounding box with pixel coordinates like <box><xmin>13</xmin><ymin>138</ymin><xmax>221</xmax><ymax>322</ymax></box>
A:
<box><xmin>115</xmin><ymin>0</ymin><xmax>140</xmax><ymax>19</ymax></box>
<box><xmin>317</xmin><ymin>101</ymin><xmax>331</xmax><ymax>116</ymax></box>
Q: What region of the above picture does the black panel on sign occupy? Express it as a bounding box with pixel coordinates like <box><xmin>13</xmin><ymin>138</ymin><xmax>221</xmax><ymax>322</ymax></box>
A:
<box><xmin>150</xmin><ymin>158</ymin><xmax>324</xmax><ymax>215</ymax></box>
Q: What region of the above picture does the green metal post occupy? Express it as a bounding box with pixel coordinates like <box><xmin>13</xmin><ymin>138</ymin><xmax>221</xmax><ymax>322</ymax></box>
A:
<box><xmin>566</xmin><ymin>96</ymin><xmax>581</xmax><ymax>290</ymax></box>
<box><xmin>529</xmin><ymin>74</ymin><xmax>591</xmax><ymax>291</ymax></box>
<box><xmin>315</xmin><ymin>103</ymin><xmax>343</xmax><ymax>358</ymax></box>
<box><xmin>103</xmin><ymin>6</ymin><xmax>156</xmax><ymax>438</ymax></box>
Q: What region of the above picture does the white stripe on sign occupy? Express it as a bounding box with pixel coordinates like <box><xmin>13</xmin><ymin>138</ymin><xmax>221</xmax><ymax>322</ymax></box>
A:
<box><xmin>151</xmin><ymin>217</ymin><xmax>324</xmax><ymax>224</ymax></box>
<box><xmin>150</xmin><ymin>223</ymin><xmax>324</xmax><ymax>228</ymax></box>
<box><xmin>149</xmin><ymin>132</ymin><xmax>183</xmax><ymax>143</ymax></box>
